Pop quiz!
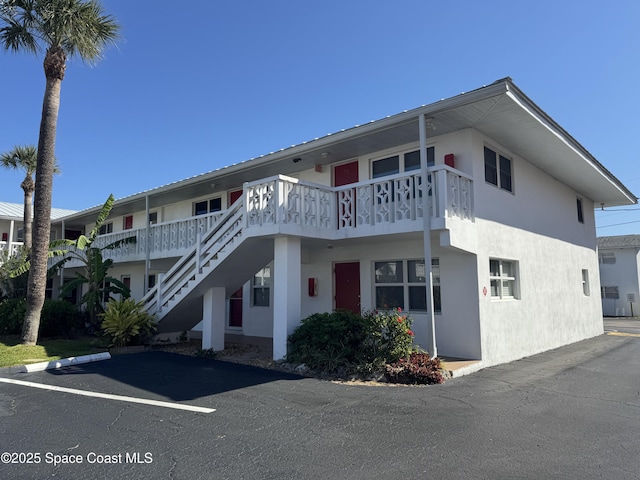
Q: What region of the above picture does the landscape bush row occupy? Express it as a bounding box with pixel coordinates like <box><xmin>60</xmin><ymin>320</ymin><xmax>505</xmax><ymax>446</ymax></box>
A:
<box><xmin>287</xmin><ymin>308</ymin><xmax>445</xmax><ymax>384</ymax></box>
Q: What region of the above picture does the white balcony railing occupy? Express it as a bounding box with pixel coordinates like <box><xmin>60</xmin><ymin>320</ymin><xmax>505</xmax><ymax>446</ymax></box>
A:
<box><xmin>60</xmin><ymin>211</ymin><xmax>225</xmax><ymax>267</ymax></box>
<box><xmin>63</xmin><ymin>166</ymin><xmax>473</xmax><ymax>266</ymax></box>
<box><xmin>244</xmin><ymin>165</ymin><xmax>474</xmax><ymax>233</ymax></box>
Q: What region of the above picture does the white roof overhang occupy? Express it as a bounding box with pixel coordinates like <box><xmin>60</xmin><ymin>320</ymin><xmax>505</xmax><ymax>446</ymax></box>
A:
<box><xmin>59</xmin><ymin>78</ymin><xmax>635</xmax><ymax>227</ymax></box>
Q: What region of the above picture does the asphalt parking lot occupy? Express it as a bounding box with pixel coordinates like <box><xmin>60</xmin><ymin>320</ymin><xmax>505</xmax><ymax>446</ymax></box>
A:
<box><xmin>1</xmin><ymin>323</ymin><xmax>639</xmax><ymax>480</ymax></box>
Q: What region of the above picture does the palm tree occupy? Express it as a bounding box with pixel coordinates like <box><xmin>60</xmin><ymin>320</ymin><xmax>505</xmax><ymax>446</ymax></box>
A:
<box><xmin>0</xmin><ymin>144</ymin><xmax>60</xmax><ymax>250</ymax></box>
<box><xmin>0</xmin><ymin>0</ymin><xmax>119</xmax><ymax>345</ymax></box>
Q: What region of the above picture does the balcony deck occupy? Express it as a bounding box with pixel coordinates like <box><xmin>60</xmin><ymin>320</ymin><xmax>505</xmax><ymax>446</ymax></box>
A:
<box><xmin>56</xmin><ymin>165</ymin><xmax>475</xmax><ymax>268</ymax></box>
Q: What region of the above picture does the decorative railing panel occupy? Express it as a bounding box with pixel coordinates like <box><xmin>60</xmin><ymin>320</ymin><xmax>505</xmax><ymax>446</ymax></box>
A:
<box><xmin>245</xmin><ymin>167</ymin><xmax>472</xmax><ymax>235</ymax></box>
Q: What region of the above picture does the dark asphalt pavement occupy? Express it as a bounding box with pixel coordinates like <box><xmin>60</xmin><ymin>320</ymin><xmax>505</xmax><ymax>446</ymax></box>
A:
<box><xmin>1</xmin><ymin>329</ymin><xmax>639</xmax><ymax>480</ymax></box>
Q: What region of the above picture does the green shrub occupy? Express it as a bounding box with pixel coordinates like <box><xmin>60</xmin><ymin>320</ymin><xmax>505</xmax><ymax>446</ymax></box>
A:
<box><xmin>0</xmin><ymin>298</ymin><xmax>81</xmax><ymax>337</ymax></box>
<box><xmin>0</xmin><ymin>298</ymin><xmax>26</xmax><ymax>335</ymax></box>
<box><xmin>40</xmin><ymin>299</ymin><xmax>81</xmax><ymax>338</ymax></box>
<box><xmin>385</xmin><ymin>352</ymin><xmax>445</xmax><ymax>385</ymax></box>
<box><xmin>360</xmin><ymin>308</ymin><xmax>415</xmax><ymax>371</ymax></box>
<box><xmin>287</xmin><ymin>308</ymin><xmax>418</xmax><ymax>375</ymax></box>
<box><xmin>101</xmin><ymin>298</ymin><xmax>156</xmax><ymax>347</ymax></box>
<box><xmin>287</xmin><ymin>310</ymin><xmax>368</xmax><ymax>373</ymax></box>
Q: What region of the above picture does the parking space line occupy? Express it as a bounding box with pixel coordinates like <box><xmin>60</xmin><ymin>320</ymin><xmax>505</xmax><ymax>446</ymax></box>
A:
<box><xmin>607</xmin><ymin>332</ymin><xmax>640</xmax><ymax>338</ymax></box>
<box><xmin>0</xmin><ymin>377</ymin><xmax>215</xmax><ymax>413</ymax></box>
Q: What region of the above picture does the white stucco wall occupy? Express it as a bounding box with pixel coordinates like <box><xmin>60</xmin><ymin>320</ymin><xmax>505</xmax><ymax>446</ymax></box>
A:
<box><xmin>468</xmin><ymin>130</ymin><xmax>603</xmax><ymax>368</ymax></box>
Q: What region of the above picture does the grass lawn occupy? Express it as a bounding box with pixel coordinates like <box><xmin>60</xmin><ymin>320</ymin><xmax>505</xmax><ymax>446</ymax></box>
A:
<box><xmin>0</xmin><ymin>335</ymin><xmax>110</xmax><ymax>368</ymax></box>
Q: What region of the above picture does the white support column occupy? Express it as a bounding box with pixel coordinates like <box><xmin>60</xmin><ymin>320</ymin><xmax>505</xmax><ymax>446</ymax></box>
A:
<box><xmin>420</xmin><ymin>114</ymin><xmax>437</xmax><ymax>358</ymax></box>
<box><xmin>202</xmin><ymin>286</ymin><xmax>226</xmax><ymax>351</ymax></box>
<box><xmin>272</xmin><ymin>236</ymin><xmax>301</xmax><ymax>360</ymax></box>
<box><xmin>7</xmin><ymin>220</ymin><xmax>14</xmax><ymax>256</ymax></box>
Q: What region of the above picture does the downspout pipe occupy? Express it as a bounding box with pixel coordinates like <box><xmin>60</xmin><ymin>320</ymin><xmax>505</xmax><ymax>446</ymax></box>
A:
<box><xmin>419</xmin><ymin>114</ymin><xmax>437</xmax><ymax>358</ymax></box>
<box><xmin>144</xmin><ymin>195</ymin><xmax>150</xmax><ymax>293</ymax></box>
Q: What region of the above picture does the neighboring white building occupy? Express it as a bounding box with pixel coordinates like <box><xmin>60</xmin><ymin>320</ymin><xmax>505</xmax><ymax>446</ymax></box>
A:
<box><xmin>597</xmin><ymin>235</ymin><xmax>640</xmax><ymax>317</ymax></box>
<box><xmin>46</xmin><ymin>78</ymin><xmax>636</xmax><ymax>369</ymax></box>
<box><xmin>0</xmin><ymin>201</ymin><xmax>76</xmax><ymax>259</ymax></box>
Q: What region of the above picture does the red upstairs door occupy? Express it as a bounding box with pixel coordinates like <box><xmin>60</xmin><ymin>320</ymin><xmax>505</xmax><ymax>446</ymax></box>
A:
<box><xmin>334</xmin><ymin>262</ymin><xmax>361</xmax><ymax>313</ymax></box>
<box><xmin>229</xmin><ymin>189</ymin><xmax>242</xmax><ymax>206</ymax></box>
<box><xmin>334</xmin><ymin>161</ymin><xmax>359</xmax><ymax>228</ymax></box>
<box><xmin>334</xmin><ymin>161</ymin><xmax>359</xmax><ymax>187</ymax></box>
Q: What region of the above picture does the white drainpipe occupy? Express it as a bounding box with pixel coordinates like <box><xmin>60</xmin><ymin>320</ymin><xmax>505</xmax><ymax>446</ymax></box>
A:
<box><xmin>419</xmin><ymin>113</ymin><xmax>437</xmax><ymax>358</ymax></box>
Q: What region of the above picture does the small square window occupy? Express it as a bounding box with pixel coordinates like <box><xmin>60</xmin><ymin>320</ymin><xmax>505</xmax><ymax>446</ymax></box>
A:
<box><xmin>149</xmin><ymin>212</ymin><xmax>158</xmax><ymax>225</ymax></box>
<box><xmin>489</xmin><ymin>259</ymin><xmax>518</xmax><ymax>299</ymax></box>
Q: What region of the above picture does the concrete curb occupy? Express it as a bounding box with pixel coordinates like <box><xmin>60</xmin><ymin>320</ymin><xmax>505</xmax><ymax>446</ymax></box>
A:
<box><xmin>19</xmin><ymin>352</ymin><xmax>111</xmax><ymax>373</ymax></box>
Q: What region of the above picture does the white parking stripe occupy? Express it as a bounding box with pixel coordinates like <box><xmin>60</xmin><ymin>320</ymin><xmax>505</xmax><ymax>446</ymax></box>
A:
<box><xmin>0</xmin><ymin>377</ymin><xmax>215</xmax><ymax>413</ymax></box>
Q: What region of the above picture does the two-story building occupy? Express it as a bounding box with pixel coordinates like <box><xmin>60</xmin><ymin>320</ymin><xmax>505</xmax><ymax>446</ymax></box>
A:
<box><xmin>597</xmin><ymin>235</ymin><xmax>640</xmax><ymax>317</ymax></box>
<box><xmin>48</xmin><ymin>78</ymin><xmax>636</xmax><ymax>369</ymax></box>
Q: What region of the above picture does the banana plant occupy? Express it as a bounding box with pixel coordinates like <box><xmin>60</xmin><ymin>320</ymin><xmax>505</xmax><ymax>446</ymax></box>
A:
<box><xmin>12</xmin><ymin>194</ymin><xmax>136</xmax><ymax>329</ymax></box>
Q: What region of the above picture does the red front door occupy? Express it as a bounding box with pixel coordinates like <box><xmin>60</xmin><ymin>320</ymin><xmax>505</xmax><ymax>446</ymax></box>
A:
<box><xmin>335</xmin><ymin>262</ymin><xmax>361</xmax><ymax>313</ymax></box>
<box><xmin>229</xmin><ymin>287</ymin><xmax>243</xmax><ymax>327</ymax></box>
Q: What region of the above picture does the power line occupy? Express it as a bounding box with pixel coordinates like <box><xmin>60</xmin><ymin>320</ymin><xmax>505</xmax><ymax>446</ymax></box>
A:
<box><xmin>598</xmin><ymin>219</ymin><xmax>640</xmax><ymax>228</ymax></box>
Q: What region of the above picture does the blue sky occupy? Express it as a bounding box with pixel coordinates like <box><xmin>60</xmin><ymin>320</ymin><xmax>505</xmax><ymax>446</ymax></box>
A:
<box><xmin>1</xmin><ymin>0</ymin><xmax>639</xmax><ymax>236</ymax></box>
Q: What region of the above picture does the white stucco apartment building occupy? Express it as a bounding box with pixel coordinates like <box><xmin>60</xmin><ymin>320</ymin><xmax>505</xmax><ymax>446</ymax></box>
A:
<box><xmin>597</xmin><ymin>235</ymin><xmax>640</xmax><ymax>317</ymax></box>
<box><xmin>36</xmin><ymin>78</ymin><xmax>635</xmax><ymax>369</ymax></box>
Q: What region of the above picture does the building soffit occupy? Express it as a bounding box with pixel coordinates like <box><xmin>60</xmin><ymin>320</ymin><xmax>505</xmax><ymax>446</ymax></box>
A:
<box><xmin>57</xmin><ymin>78</ymin><xmax>636</xmax><ymax>228</ymax></box>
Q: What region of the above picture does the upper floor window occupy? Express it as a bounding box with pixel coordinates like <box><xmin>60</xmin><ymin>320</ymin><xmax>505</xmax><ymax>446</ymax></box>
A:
<box><xmin>371</xmin><ymin>147</ymin><xmax>434</xmax><ymax>179</ymax></box>
<box><xmin>490</xmin><ymin>259</ymin><xmax>518</xmax><ymax>299</ymax></box>
<box><xmin>149</xmin><ymin>211</ymin><xmax>158</xmax><ymax>225</ymax></box>
<box><xmin>194</xmin><ymin>197</ymin><xmax>222</xmax><ymax>216</ymax></box>
<box><xmin>484</xmin><ymin>146</ymin><xmax>513</xmax><ymax>192</ymax></box>
<box><xmin>577</xmin><ymin>198</ymin><xmax>584</xmax><ymax>223</ymax></box>
<box><xmin>98</xmin><ymin>222</ymin><xmax>113</xmax><ymax>235</ymax></box>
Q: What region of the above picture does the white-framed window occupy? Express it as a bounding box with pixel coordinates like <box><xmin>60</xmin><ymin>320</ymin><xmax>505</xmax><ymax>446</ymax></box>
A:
<box><xmin>489</xmin><ymin>259</ymin><xmax>518</xmax><ymax>299</ymax></box>
<box><xmin>252</xmin><ymin>266</ymin><xmax>271</xmax><ymax>307</ymax></box>
<box><xmin>601</xmin><ymin>286</ymin><xmax>619</xmax><ymax>299</ymax></box>
<box><xmin>374</xmin><ymin>258</ymin><xmax>441</xmax><ymax>313</ymax></box>
<box><xmin>194</xmin><ymin>197</ymin><xmax>222</xmax><ymax>216</ymax></box>
<box><xmin>582</xmin><ymin>269</ymin><xmax>590</xmax><ymax>296</ymax></box>
<box><xmin>98</xmin><ymin>222</ymin><xmax>113</xmax><ymax>235</ymax></box>
<box><xmin>599</xmin><ymin>252</ymin><xmax>616</xmax><ymax>264</ymax></box>
<box><xmin>484</xmin><ymin>146</ymin><xmax>513</xmax><ymax>192</ymax></box>
<box><xmin>371</xmin><ymin>147</ymin><xmax>435</xmax><ymax>179</ymax></box>
<box><xmin>148</xmin><ymin>211</ymin><xmax>158</xmax><ymax>225</ymax></box>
